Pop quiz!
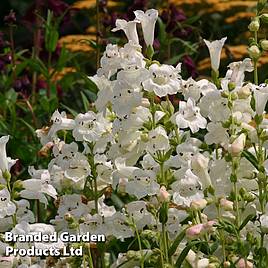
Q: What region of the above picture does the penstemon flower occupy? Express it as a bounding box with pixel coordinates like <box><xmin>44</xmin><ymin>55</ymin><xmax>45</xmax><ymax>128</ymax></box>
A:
<box><xmin>112</xmin><ymin>19</ymin><xmax>140</xmax><ymax>45</ymax></box>
<box><xmin>5</xmin><ymin>3</ymin><xmax>268</xmax><ymax>267</ymax></box>
<box><xmin>204</xmin><ymin>37</ymin><xmax>227</xmax><ymax>72</ymax></box>
<box><xmin>134</xmin><ymin>9</ymin><xmax>158</xmax><ymax>47</ymax></box>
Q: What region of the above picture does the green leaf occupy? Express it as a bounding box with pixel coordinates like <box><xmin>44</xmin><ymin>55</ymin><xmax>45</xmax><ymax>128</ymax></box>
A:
<box><xmin>168</xmin><ymin>229</ymin><xmax>186</xmax><ymax>257</ymax></box>
<box><xmin>18</xmin><ymin>118</ymin><xmax>36</xmax><ymax>137</ymax></box>
<box><xmin>242</xmin><ymin>150</ymin><xmax>259</xmax><ymax>170</ymax></box>
<box><xmin>239</xmin><ymin>214</ymin><xmax>256</xmax><ymax>231</ymax></box>
<box><xmin>82</xmin><ymin>74</ymin><xmax>99</xmax><ymax>94</ymax></box>
<box><xmin>60</xmin><ymin>104</ymin><xmax>78</xmax><ymax>117</ymax></box>
<box><xmin>81</xmin><ymin>91</ymin><xmax>90</xmax><ymax>112</ymax></box>
<box><xmin>183</xmin><ymin>15</ymin><xmax>200</xmax><ymax>25</ymax></box>
<box><xmin>157</xmin><ymin>17</ymin><xmax>167</xmax><ymax>44</ymax></box>
<box><xmin>5</xmin><ymin>89</ymin><xmax>18</xmax><ymax>104</ymax></box>
<box><xmin>175</xmin><ymin>241</ymin><xmax>205</xmax><ymax>267</ymax></box>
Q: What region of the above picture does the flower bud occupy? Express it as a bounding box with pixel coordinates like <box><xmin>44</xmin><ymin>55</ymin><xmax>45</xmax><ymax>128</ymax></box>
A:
<box><xmin>203</xmin><ymin>220</ymin><xmax>216</xmax><ymax>232</ymax></box>
<box><xmin>208</xmin><ymin>263</ymin><xmax>218</xmax><ymax>268</ymax></box>
<box><xmin>248</xmin><ymin>45</ymin><xmax>261</xmax><ymax>60</ymax></box>
<box><xmin>141</xmin><ymin>98</ymin><xmax>150</xmax><ymax>108</ymax></box>
<box><xmin>248</xmin><ymin>19</ymin><xmax>260</xmax><ymax>32</ymax></box>
<box><xmin>261</xmin><ymin>40</ymin><xmax>268</xmax><ymax>50</ymax></box>
<box><xmin>38</xmin><ymin>142</ymin><xmax>54</xmax><ymax>157</ymax></box>
<box><xmin>224</xmin><ymin>261</ymin><xmax>231</xmax><ymax>268</ymax></box>
<box><xmin>261</xmin><ymin>13</ymin><xmax>268</xmax><ymax>23</ymax></box>
<box><xmin>236</xmin><ymin>259</ymin><xmax>253</xmax><ymax>268</ymax></box>
<box><xmin>228</xmin><ymin>133</ymin><xmax>246</xmax><ymax>156</ymax></box>
<box><xmin>157</xmin><ymin>186</ymin><xmax>170</xmax><ymax>202</ymax></box>
<box><xmin>186</xmin><ymin>224</ymin><xmax>204</xmax><ymax>239</ymax></box>
<box><xmin>228</xmin><ymin>82</ymin><xmax>236</xmax><ymax>91</ymax></box>
<box><xmin>237</xmin><ymin>85</ymin><xmax>251</xmax><ymax>99</ymax></box>
<box><xmin>0</xmin><ymin>184</ymin><xmax>5</xmax><ymax>190</ymax></box>
<box><xmin>64</xmin><ymin>213</ymin><xmax>74</xmax><ymax>222</ymax></box>
<box><xmin>220</xmin><ymin>198</ymin><xmax>234</xmax><ymax>211</ymax></box>
<box><xmin>13</xmin><ymin>180</ymin><xmax>23</xmax><ymax>191</ymax></box>
<box><xmin>190</xmin><ymin>199</ymin><xmax>207</xmax><ymax>210</ymax></box>
<box><xmin>221</xmin><ymin>91</ymin><xmax>229</xmax><ymax>98</ymax></box>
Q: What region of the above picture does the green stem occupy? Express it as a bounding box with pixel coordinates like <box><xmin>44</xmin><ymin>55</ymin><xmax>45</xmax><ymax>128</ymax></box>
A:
<box><xmin>133</xmin><ymin>221</ymin><xmax>144</xmax><ymax>268</ymax></box>
<box><xmin>47</xmin><ymin>51</ymin><xmax>52</xmax><ymax>99</ymax></box>
<box><xmin>96</xmin><ymin>0</ymin><xmax>101</xmax><ymax>69</ymax></box>
<box><xmin>162</xmin><ymin>223</ymin><xmax>169</xmax><ymax>263</ymax></box>
<box><xmin>254</xmin><ymin>31</ymin><xmax>258</xmax><ymax>85</ymax></box>
<box><xmin>254</xmin><ymin>60</ymin><xmax>258</xmax><ymax>85</ymax></box>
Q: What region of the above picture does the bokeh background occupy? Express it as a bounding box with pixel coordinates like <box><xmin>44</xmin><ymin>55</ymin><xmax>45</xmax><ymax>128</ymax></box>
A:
<box><xmin>0</xmin><ymin>0</ymin><xmax>266</xmax><ymax>178</ymax></box>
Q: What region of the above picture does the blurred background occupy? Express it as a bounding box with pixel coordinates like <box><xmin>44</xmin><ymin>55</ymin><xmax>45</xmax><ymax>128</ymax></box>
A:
<box><xmin>0</xmin><ymin>0</ymin><xmax>266</xmax><ymax>178</ymax></box>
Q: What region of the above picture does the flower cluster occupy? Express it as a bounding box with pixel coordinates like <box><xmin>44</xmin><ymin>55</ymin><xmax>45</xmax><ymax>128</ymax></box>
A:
<box><xmin>2</xmin><ymin>6</ymin><xmax>268</xmax><ymax>268</ymax></box>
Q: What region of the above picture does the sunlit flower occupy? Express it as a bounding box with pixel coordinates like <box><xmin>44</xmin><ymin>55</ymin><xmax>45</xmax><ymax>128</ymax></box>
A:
<box><xmin>134</xmin><ymin>9</ymin><xmax>158</xmax><ymax>47</ymax></box>
<box><xmin>204</xmin><ymin>37</ymin><xmax>227</xmax><ymax>71</ymax></box>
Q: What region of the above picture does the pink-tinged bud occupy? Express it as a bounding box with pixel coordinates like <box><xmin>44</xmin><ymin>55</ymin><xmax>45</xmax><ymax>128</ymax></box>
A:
<box><xmin>203</xmin><ymin>220</ymin><xmax>216</xmax><ymax>233</ymax></box>
<box><xmin>158</xmin><ymin>186</ymin><xmax>170</xmax><ymax>202</ymax></box>
<box><xmin>141</xmin><ymin>98</ymin><xmax>150</xmax><ymax>108</ymax></box>
<box><xmin>220</xmin><ymin>198</ymin><xmax>234</xmax><ymax>211</ymax></box>
<box><xmin>186</xmin><ymin>224</ymin><xmax>204</xmax><ymax>239</ymax></box>
<box><xmin>38</xmin><ymin>141</ymin><xmax>54</xmax><ymax>157</ymax></box>
<box><xmin>191</xmin><ymin>199</ymin><xmax>207</xmax><ymax>210</ymax></box>
<box><xmin>208</xmin><ymin>263</ymin><xmax>218</xmax><ymax>268</ymax></box>
<box><xmin>224</xmin><ymin>261</ymin><xmax>231</xmax><ymax>268</ymax></box>
<box><xmin>237</xmin><ymin>259</ymin><xmax>253</xmax><ymax>268</ymax></box>
<box><xmin>237</xmin><ymin>85</ymin><xmax>251</xmax><ymax>99</ymax></box>
<box><xmin>228</xmin><ymin>134</ymin><xmax>246</xmax><ymax>156</ymax></box>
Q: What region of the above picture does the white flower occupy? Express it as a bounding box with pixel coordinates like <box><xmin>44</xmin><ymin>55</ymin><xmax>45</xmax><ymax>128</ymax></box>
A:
<box><xmin>186</xmin><ymin>249</ymin><xmax>210</xmax><ymax>268</ymax></box>
<box><xmin>253</xmin><ymin>84</ymin><xmax>268</xmax><ymax>115</ymax></box>
<box><xmin>111</xmin><ymin>80</ymin><xmax>143</xmax><ymax>118</ymax></box>
<box><xmin>119</xmin><ymin>41</ymin><xmax>145</xmax><ymax>69</ymax></box>
<box><xmin>14</xmin><ymin>200</ymin><xmax>35</xmax><ymax>224</ymax></box>
<box><xmin>105</xmin><ymin>212</ymin><xmax>133</xmax><ymax>239</ymax></box>
<box><xmin>126</xmin><ymin>201</ymin><xmax>154</xmax><ymax>229</ymax></box>
<box><xmin>0</xmin><ymin>136</ymin><xmax>17</xmax><ymax>181</ymax></box>
<box><xmin>73</xmin><ymin>112</ymin><xmax>110</xmax><ymax>142</ymax></box>
<box><xmin>0</xmin><ymin>188</ymin><xmax>16</xmax><ymax>218</ymax></box>
<box><xmin>112</xmin><ymin>19</ymin><xmax>139</xmax><ymax>44</ymax></box>
<box><xmin>199</xmin><ymin>91</ymin><xmax>229</xmax><ymax>122</ymax></box>
<box><xmin>20</xmin><ymin>169</ymin><xmax>57</xmax><ymax>205</ymax></box>
<box><xmin>143</xmin><ymin>63</ymin><xmax>181</xmax><ymax>97</ymax></box>
<box><xmin>205</xmin><ymin>122</ymin><xmax>229</xmax><ymax>145</ymax></box>
<box><xmin>204</xmin><ymin>37</ymin><xmax>227</xmax><ymax>71</ymax></box>
<box><xmin>260</xmin><ymin>214</ymin><xmax>268</xmax><ymax>233</ymax></box>
<box><xmin>146</xmin><ymin>126</ymin><xmax>170</xmax><ymax>154</ymax></box>
<box><xmin>64</xmin><ymin>154</ymin><xmax>91</xmax><ymax>183</ymax></box>
<box><xmin>226</xmin><ymin>58</ymin><xmax>254</xmax><ymax>87</ymax></box>
<box><xmin>171</xmin><ymin>168</ymin><xmax>203</xmax><ymax>207</ymax></box>
<box><xmin>165</xmin><ymin>208</ymin><xmax>187</xmax><ymax>236</ymax></box>
<box><xmin>125</xmin><ymin>169</ymin><xmax>159</xmax><ymax>199</ymax></box>
<box><xmin>117</xmin><ymin>66</ymin><xmax>149</xmax><ymax>88</ymax></box>
<box><xmin>47</xmin><ymin>110</ymin><xmax>75</xmax><ymax>139</ymax></box>
<box><xmin>181</xmin><ymin>78</ymin><xmax>201</xmax><ymax>101</ymax></box>
<box><xmin>90</xmin><ymin>75</ymin><xmax>114</xmax><ymax>112</ymax></box>
<box><xmin>209</xmin><ymin>159</ymin><xmax>232</xmax><ymax>197</ymax></box>
<box><xmin>134</xmin><ymin>9</ymin><xmax>158</xmax><ymax>47</ymax></box>
<box><xmin>228</xmin><ymin>133</ymin><xmax>246</xmax><ymax>156</ymax></box>
<box><xmin>191</xmin><ymin>153</ymin><xmax>211</xmax><ymax>188</ymax></box>
<box><xmin>0</xmin><ymin>136</ymin><xmax>9</xmax><ymax>176</ymax></box>
<box><xmin>98</xmin><ymin>44</ymin><xmax>121</xmax><ymax>78</ymax></box>
<box><xmin>173</xmin><ymin>98</ymin><xmax>207</xmax><ymax>133</ymax></box>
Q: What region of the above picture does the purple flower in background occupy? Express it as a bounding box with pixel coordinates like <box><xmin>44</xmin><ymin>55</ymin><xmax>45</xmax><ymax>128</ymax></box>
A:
<box><xmin>183</xmin><ymin>55</ymin><xmax>198</xmax><ymax>78</ymax></box>
<box><xmin>23</xmin><ymin>0</ymin><xmax>70</xmax><ymax>30</ymax></box>
<box><xmin>127</xmin><ymin>0</ymin><xmax>148</xmax><ymax>20</ymax></box>
<box><xmin>0</xmin><ymin>32</ymin><xmax>5</xmax><ymax>50</ymax></box>
<box><xmin>4</xmin><ymin>10</ymin><xmax>16</xmax><ymax>25</ymax></box>
<box><xmin>0</xmin><ymin>60</ymin><xmax>5</xmax><ymax>72</ymax></box>
<box><xmin>47</xmin><ymin>0</ymin><xmax>69</xmax><ymax>17</ymax></box>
